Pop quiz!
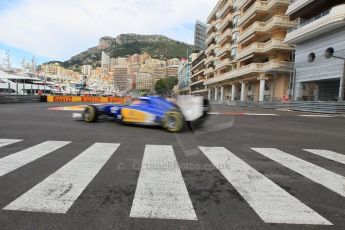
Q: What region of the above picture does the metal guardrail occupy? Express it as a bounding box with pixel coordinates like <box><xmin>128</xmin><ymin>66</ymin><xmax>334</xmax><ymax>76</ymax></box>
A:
<box><xmin>211</xmin><ymin>101</ymin><xmax>345</xmax><ymax>114</ymax></box>
<box><xmin>0</xmin><ymin>95</ymin><xmax>44</xmax><ymax>104</ymax></box>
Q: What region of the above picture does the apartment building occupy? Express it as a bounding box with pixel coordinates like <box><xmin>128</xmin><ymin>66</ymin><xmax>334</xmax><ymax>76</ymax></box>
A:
<box><xmin>136</xmin><ymin>72</ymin><xmax>155</xmax><ymax>92</ymax></box>
<box><xmin>178</xmin><ymin>59</ymin><xmax>191</xmax><ymax>95</ymax></box>
<box><xmin>113</xmin><ymin>65</ymin><xmax>130</xmax><ymax>92</ymax></box>
<box><xmin>194</xmin><ymin>20</ymin><xmax>207</xmax><ymax>50</ymax></box>
<box><xmin>190</xmin><ymin>51</ymin><xmax>207</xmax><ymax>97</ymax></box>
<box><xmin>101</xmin><ymin>51</ymin><xmax>111</xmax><ymax>74</ymax></box>
<box><xmin>285</xmin><ymin>0</ymin><xmax>345</xmax><ymax>101</ymax></box>
<box><xmin>81</xmin><ymin>65</ymin><xmax>92</xmax><ymax>76</ymax></box>
<box><xmin>204</xmin><ymin>0</ymin><xmax>295</xmax><ymax>103</ymax></box>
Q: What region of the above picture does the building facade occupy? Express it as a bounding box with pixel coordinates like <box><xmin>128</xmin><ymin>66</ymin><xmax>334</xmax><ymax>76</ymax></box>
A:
<box><xmin>204</xmin><ymin>0</ymin><xmax>295</xmax><ymax>103</ymax></box>
<box><xmin>190</xmin><ymin>51</ymin><xmax>207</xmax><ymax>97</ymax></box>
<box><xmin>178</xmin><ymin>59</ymin><xmax>191</xmax><ymax>95</ymax></box>
<box><xmin>81</xmin><ymin>65</ymin><xmax>92</xmax><ymax>76</ymax></box>
<box><xmin>194</xmin><ymin>20</ymin><xmax>207</xmax><ymax>50</ymax></box>
<box><xmin>113</xmin><ymin>65</ymin><xmax>130</xmax><ymax>92</ymax></box>
<box><xmin>285</xmin><ymin>0</ymin><xmax>345</xmax><ymax>101</ymax></box>
<box><xmin>136</xmin><ymin>72</ymin><xmax>155</xmax><ymax>92</ymax></box>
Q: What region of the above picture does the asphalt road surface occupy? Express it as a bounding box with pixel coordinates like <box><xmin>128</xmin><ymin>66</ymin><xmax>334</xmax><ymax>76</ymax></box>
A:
<box><xmin>0</xmin><ymin>102</ymin><xmax>345</xmax><ymax>230</ymax></box>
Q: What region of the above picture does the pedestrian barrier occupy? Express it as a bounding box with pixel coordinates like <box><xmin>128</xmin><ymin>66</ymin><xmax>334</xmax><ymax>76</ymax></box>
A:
<box><xmin>211</xmin><ymin>100</ymin><xmax>345</xmax><ymax>114</ymax></box>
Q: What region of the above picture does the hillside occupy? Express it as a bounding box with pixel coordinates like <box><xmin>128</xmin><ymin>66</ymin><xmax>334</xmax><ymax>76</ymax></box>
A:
<box><xmin>58</xmin><ymin>34</ymin><xmax>194</xmax><ymax>70</ymax></box>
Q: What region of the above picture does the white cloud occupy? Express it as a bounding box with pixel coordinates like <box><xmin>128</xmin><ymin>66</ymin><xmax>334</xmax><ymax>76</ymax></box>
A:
<box><xmin>0</xmin><ymin>0</ymin><xmax>218</xmax><ymax>60</ymax></box>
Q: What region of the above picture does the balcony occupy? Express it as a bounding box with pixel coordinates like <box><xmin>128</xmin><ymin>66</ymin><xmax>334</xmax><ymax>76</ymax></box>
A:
<box><xmin>190</xmin><ymin>69</ymin><xmax>205</xmax><ymax>79</ymax></box>
<box><xmin>237</xmin><ymin>15</ymin><xmax>297</xmax><ymax>43</ymax></box>
<box><xmin>285</xmin><ymin>4</ymin><xmax>345</xmax><ymax>44</ymax></box>
<box><xmin>191</xmin><ymin>59</ymin><xmax>205</xmax><ymax>72</ymax></box>
<box><xmin>234</xmin><ymin>0</ymin><xmax>253</xmax><ymax>10</ymax></box>
<box><xmin>219</xmin><ymin>14</ymin><xmax>233</xmax><ymax>32</ymax></box>
<box><xmin>206</xmin><ymin>23</ymin><xmax>215</xmax><ymax>35</ymax></box>
<box><xmin>204</xmin><ymin>61</ymin><xmax>292</xmax><ymax>85</ymax></box>
<box><xmin>205</xmin><ymin>55</ymin><xmax>215</xmax><ymax>65</ymax></box>
<box><xmin>216</xmin><ymin>44</ymin><xmax>231</xmax><ymax>57</ymax></box>
<box><xmin>191</xmin><ymin>88</ymin><xmax>207</xmax><ymax>94</ymax></box>
<box><xmin>286</xmin><ymin>0</ymin><xmax>314</xmax><ymax>16</ymax></box>
<box><xmin>204</xmin><ymin>67</ymin><xmax>215</xmax><ymax>76</ymax></box>
<box><xmin>218</xmin><ymin>29</ymin><xmax>232</xmax><ymax>44</ymax></box>
<box><xmin>236</xmin><ymin>39</ymin><xmax>293</xmax><ymax>60</ymax></box>
<box><xmin>219</xmin><ymin>1</ymin><xmax>233</xmax><ymax>19</ymax></box>
<box><xmin>190</xmin><ymin>78</ymin><xmax>206</xmax><ymax>86</ymax></box>
<box><xmin>215</xmin><ymin>58</ymin><xmax>232</xmax><ymax>70</ymax></box>
<box><xmin>238</xmin><ymin>0</ymin><xmax>290</xmax><ymax>27</ymax></box>
<box><xmin>205</xmin><ymin>44</ymin><xmax>215</xmax><ymax>55</ymax></box>
<box><xmin>205</xmin><ymin>32</ymin><xmax>216</xmax><ymax>45</ymax></box>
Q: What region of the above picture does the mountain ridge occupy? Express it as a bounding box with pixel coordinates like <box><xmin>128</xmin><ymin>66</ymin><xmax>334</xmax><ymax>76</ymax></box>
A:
<box><xmin>45</xmin><ymin>34</ymin><xmax>195</xmax><ymax>71</ymax></box>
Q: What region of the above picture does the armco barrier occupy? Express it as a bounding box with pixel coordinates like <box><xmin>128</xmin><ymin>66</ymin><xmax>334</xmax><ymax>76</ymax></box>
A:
<box><xmin>46</xmin><ymin>96</ymin><xmax>128</xmax><ymax>104</ymax></box>
<box><xmin>0</xmin><ymin>95</ymin><xmax>41</xmax><ymax>104</ymax></box>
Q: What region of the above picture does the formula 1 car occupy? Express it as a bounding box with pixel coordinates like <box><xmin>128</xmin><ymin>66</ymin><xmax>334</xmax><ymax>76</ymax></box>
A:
<box><xmin>75</xmin><ymin>96</ymin><xmax>209</xmax><ymax>132</ymax></box>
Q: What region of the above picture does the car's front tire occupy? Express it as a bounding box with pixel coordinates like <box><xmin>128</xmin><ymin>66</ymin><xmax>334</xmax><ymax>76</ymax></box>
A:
<box><xmin>162</xmin><ymin>111</ymin><xmax>184</xmax><ymax>132</ymax></box>
<box><xmin>83</xmin><ymin>105</ymin><xmax>98</xmax><ymax>123</ymax></box>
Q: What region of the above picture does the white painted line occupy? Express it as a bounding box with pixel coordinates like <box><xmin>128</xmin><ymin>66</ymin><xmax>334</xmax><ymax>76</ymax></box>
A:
<box><xmin>277</xmin><ymin>109</ymin><xmax>293</xmax><ymax>112</ymax></box>
<box><xmin>0</xmin><ymin>141</ymin><xmax>70</xmax><ymax>177</ymax></box>
<box><xmin>304</xmin><ymin>149</ymin><xmax>345</xmax><ymax>165</ymax></box>
<box><xmin>4</xmin><ymin>143</ymin><xmax>119</xmax><ymax>214</ymax></box>
<box><xmin>252</xmin><ymin>148</ymin><xmax>345</xmax><ymax>198</ymax></box>
<box><xmin>0</xmin><ymin>139</ymin><xmax>22</xmax><ymax>148</ymax></box>
<box><xmin>199</xmin><ymin>147</ymin><xmax>331</xmax><ymax>225</ymax></box>
<box><xmin>244</xmin><ymin>113</ymin><xmax>279</xmax><ymax>116</ymax></box>
<box><xmin>130</xmin><ymin>145</ymin><xmax>197</xmax><ymax>220</ymax></box>
<box><xmin>299</xmin><ymin>115</ymin><xmax>336</xmax><ymax>118</ymax></box>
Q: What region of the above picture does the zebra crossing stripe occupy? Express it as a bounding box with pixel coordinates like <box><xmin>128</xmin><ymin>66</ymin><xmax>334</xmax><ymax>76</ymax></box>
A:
<box><xmin>0</xmin><ymin>141</ymin><xmax>70</xmax><ymax>177</ymax></box>
<box><xmin>304</xmin><ymin>149</ymin><xmax>345</xmax><ymax>165</ymax></box>
<box><xmin>0</xmin><ymin>139</ymin><xmax>22</xmax><ymax>148</ymax></box>
<box><xmin>4</xmin><ymin>143</ymin><xmax>119</xmax><ymax>214</ymax></box>
<box><xmin>252</xmin><ymin>148</ymin><xmax>345</xmax><ymax>198</ymax></box>
<box><xmin>199</xmin><ymin>147</ymin><xmax>332</xmax><ymax>225</ymax></box>
<box><xmin>130</xmin><ymin>145</ymin><xmax>197</xmax><ymax>220</ymax></box>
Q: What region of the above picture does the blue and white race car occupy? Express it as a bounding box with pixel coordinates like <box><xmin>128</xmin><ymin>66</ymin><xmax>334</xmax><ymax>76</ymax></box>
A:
<box><xmin>77</xmin><ymin>96</ymin><xmax>209</xmax><ymax>132</ymax></box>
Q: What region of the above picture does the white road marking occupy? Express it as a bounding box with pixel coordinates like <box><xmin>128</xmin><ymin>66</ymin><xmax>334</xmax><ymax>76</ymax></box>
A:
<box><xmin>244</xmin><ymin>113</ymin><xmax>279</xmax><ymax>116</ymax></box>
<box><xmin>299</xmin><ymin>115</ymin><xmax>336</xmax><ymax>118</ymax></box>
<box><xmin>199</xmin><ymin>147</ymin><xmax>331</xmax><ymax>225</ymax></box>
<box><xmin>0</xmin><ymin>139</ymin><xmax>22</xmax><ymax>148</ymax></box>
<box><xmin>4</xmin><ymin>143</ymin><xmax>119</xmax><ymax>214</ymax></box>
<box><xmin>252</xmin><ymin>148</ymin><xmax>345</xmax><ymax>198</ymax></box>
<box><xmin>130</xmin><ymin>145</ymin><xmax>197</xmax><ymax>220</ymax></box>
<box><xmin>0</xmin><ymin>141</ymin><xmax>70</xmax><ymax>177</ymax></box>
<box><xmin>304</xmin><ymin>149</ymin><xmax>345</xmax><ymax>165</ymax></box>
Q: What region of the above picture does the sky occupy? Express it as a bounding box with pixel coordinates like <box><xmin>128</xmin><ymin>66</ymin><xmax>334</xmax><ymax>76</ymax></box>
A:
<box><xmin>0</xmin><ymin>0</ymin><xmax>218</xmax><ymax>67</ymax></box>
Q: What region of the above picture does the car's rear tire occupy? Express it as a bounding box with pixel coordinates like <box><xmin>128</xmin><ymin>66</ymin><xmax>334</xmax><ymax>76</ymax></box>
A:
<box><xmin>83</xmin><ymin>105</ymin><xmax>98</xmax><ymax>123</ymax></box>
<box><xmin>162</xmin><ymin>111</ymin><xmax>184</xmax><ymax>132</ymax></box>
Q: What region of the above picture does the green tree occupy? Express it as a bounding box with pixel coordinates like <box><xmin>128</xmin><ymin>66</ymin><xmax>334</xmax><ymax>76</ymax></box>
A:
<box><xmin>155</xmin><ymin>77</ymin><xmax>178</xmax><ymax>95</ymax></box>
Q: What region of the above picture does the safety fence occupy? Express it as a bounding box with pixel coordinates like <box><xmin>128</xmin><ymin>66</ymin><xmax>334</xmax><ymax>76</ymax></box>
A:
<box><xmin>211</xmin><ymin>101</ymin><xmax>345</xmax><ymax>114</ymax></box>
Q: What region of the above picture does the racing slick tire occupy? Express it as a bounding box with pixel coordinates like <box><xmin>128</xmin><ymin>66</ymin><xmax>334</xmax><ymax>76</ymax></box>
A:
<box><xmin>162</xmin><ymin>111</ymin><xmax>184</xmax><ymax>132</ymax></box>
<box><xmin>83</xmin><ymin>105</ymin><xmax>98</xmax><ymax>123</ymax></box>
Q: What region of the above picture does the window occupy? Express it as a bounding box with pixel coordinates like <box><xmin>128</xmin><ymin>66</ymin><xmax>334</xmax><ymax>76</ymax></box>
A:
<box><xmin>308</xmin><ymin>53</ymin><xmax>315</xmax><ymax>62</ymax></box>
<box><xmin>325</xmin><ymin>47</ymin><xmax>334</xmax><ymax>59</ymax></box>
<box><xmin>231</xmin><ymin>47</ymin><xmax>237</xmax><ymax>56</ymax></box>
